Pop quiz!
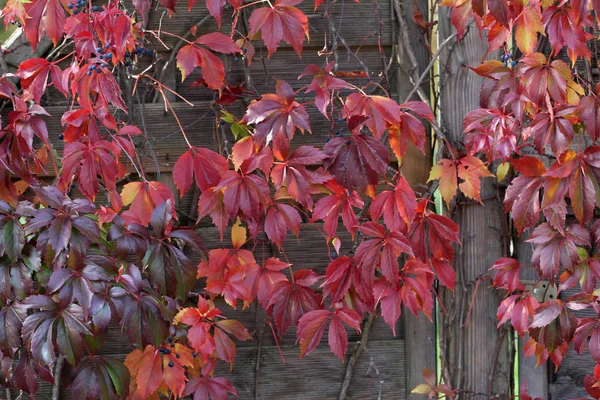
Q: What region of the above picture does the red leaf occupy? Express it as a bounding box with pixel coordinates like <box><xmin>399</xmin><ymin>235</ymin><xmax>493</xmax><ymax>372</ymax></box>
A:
<box><xmin>491</xmin><ymin>257</ymin><xmax>524</xmax><ymax>293</ymax></box>
<box><xmin>297</xmin><ymin>309</ymin><xmax>330</xmax><ymax>358</ymax></box>
<box><xmin>248</xmin><ymin>0</ymin><xmax>309</xmax><ymax>57</ymax></box>
<box><xmin>184</xmin><ymin>376</ymin><xmax>239</xmax><ymax>399</ymax></box>
<box><xmin>528</xmin><ymin>222</ymin><xmax>590</xmax><ymax>280</ymax></box>
<box><xmin>243</xmin><ymin>80</ymin><xmax>311</xmax><ymax>144</ymax></box>
<box><xmin>323</xmin><ymin>132</ymin><xmax>389</xmax><ymax>193</ymax></box>
<box><xmin>195</xmin><ymin>32</ymin><xmax>241</xmax><ymax>54</ymax></box>
<box><xmin>369</xmin><ymin>176</ymin><xmax>417</xmax><ymax>232</ymax></box>
<box><xmin>173</xmin><ymin>147</ymin><xmax>229</xmax><ymax>196</ymax></box>
<box><xmin>268</xmin><ymin>269</ymin><xmax>322</xmax><ymax>336</ymax></box>
<box><xmin>16</xmin><ymin>58</ymin><xmax>64</xmax><ymax>103</ymax></box>
<box><xmin>343</xmin><ymin>93</ymin><xmax>400</xmax><ymax>138</ymax></box>
<box><xmin>120</xmin><ymin>181</ymin><xmax>176</xmax><ymax>226</ymax></box>
<box><xmin>409</xmin><ymin>200</ymin><xmax>460</xmax><ymax>263</ymax></box>
<box><xmin>271</xmin><ymin>138</ymin><xmax>328</xmax><ymax>208</ymax></box>
<box><xmin>245</xmin><ymin>257</ymin><xmax>289</xmax><ymax>310</ymax></box>
<box><xmin>310</xmin><ymin>180</ymin><xmax>364</xmax><ymax>240</ymax></box>
<box><xmin>23</xmin><ymin>0</ymin><xmax>66</xmax><ymax>49</ymax></box>
<box><xmin>264</xmin><ymin>203</ymin><xmax>302</xmax><ymax>248</ymax></box>
<box><xmin>431</xmin><ymin>258</ymin><xmax>456</xmax><ymax>291</ymax></box>
<box><xmin>298</xmin><ymin>62</ymin><xmax>353</xmax><ymax>116</ymax></box>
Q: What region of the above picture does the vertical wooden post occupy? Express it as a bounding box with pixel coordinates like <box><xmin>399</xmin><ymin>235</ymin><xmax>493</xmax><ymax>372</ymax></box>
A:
<box><xmin>396</xmin><ymin>0</ymin><xmax>437</xmax><ymax>396</ymax></box>
<box><xmin>438</xmin><ymin>14</ymin><xmax>511</xmax><ymax>398</ymax></box>
<box><xmin>514</xmin><ymin>233</ymin><xmax>549</xmax><ymax>399</ymax></box>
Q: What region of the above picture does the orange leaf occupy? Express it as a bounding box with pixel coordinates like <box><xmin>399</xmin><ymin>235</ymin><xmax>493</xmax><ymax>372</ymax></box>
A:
<box><xmin>428</xmin><ymin>159</ymin><xmax>458</xmax><ymax>206</ymax></box>
<box><xmin>457</xmin><ymin>156</ymin><xmax>493</xmax><ymax>202</ymax></box>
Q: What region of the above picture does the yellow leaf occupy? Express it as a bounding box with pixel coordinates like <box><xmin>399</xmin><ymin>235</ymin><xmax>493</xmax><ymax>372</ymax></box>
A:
<box><xmin>411</xmin><ymin>384</ymin><xmax>431</xmax><ymax>395</ymax></box>
<box><xmin>496</xmin><ymin>162</ymin><xmax>510</xmax><ymax>182</ymax></box>
<box><xmin>231</xmin><ymin>217</ymin><xmax>247</xmax><ymax>249</ymax></box>
<box><xmin>121</xmin><ymin>182</ymin><xmax>142</xmax><ymax>206</ymax></box>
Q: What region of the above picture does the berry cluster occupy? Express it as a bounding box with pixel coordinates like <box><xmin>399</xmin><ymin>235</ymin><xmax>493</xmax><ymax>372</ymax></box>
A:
<box><xmin>500</xmin><ymin>52</ymin><xmax>517</xmax><ymax>68</ymax></box>
<box><xmin>123</xmin><ymin>46</ymin><xmax>153</xmax><ymax>66</ymax></box>
<box><xmin>326</xmin><ymin>118</ymin><xmax>345</xmax><ymax>143</ymax></box>
<box><xmin>67</xmin><ymin>0</ymin><xmax>100</xmax><ymax>14</ymax></box>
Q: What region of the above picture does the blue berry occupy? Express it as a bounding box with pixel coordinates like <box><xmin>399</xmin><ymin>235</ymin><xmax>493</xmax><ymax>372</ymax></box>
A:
<box><xmin>509</xmin><ymin>52</ymin><xmax>513</xmax><ymax>58</ymax></box>
<box><xmin>96</xmin><ymin>67</ymin><xmax>101</xmax><ymax>74</ymax></box>
<box><xmin>210</xmin><ymin>111</ymin><xmax>216</xmax><ymax>117</ymax></box>
<box><xmin>346</xmin><ymin>140</ymin><xmax>351</xmax><ymax>145</ymax></box>
<box><xmin>192</xmin><ymin>352</ymin><xmax>198</xmax><ymax>357</ymax></box>
<box><xmin>168</xmin><ymin>361</ymin><xmax>174</xmax><ymax>368</ymax></box>
<box><xmin>326</xmin><ymin>138</ymin><xmax>331</xmax><ymax>143</ymax></box>
<box><xmin>68</xmin><ymin>3</ymin><xmax>73</xmax><ymax>8</ymax></box>
<box><xmin>220</xmin><ymin>120</ymin><xmax>226</xmax><ymax>126</ymax></box>
<box><xmin>105</xmin><ymin>53</ymin><xmax>112</xmax><ymax>58</ymax></box>
<box><xmin>145</xmin><ymin>49</ymin><xmax>153</xmax><ymax>56</ymax></box>
<box><xmin>243</xmin><ymin>48</ymin><xmax>247</xmax><ymax>53</ymax></box>
<box><xmin>105</xmin><ymin>43</ymin><xmax>110</xmax><ymax>49</ymax></box>
<box><xmin>332</xmin><ymin>254</ymin><xmax>338</xmax><ymax>259</ymax></box>
<box><xmin>58</xmin><ymin>134</ymin><xmax>64</xmax><ymax>140</ymax></box>
<box><xmin>500</xmin><ymin>54</ymin><xmax>505</xmax><ymax>61</ymax></box>
<box><xmin>175</xmin><ymin>353</ymin><xmax>180</xmax><ymax>359</ymax></box>
<box><xmin>71</xmin><ymin>183</ymin><xmax>75</xmax><ymax>189</ymax></box>
<box><xmin>337</xmin><ymin>117</ymin><xmax>343</xmax><ymax>123</ymax></box>
<box><xmin>125</xmin><ymin>51</ymin><xmax>130</xmax><ymax>57</ymax></box>
<box><xmin>67</xmin><ymin>191</ymin><xmax>71</xmax><ymax>196</ymax></box>
<box><xmin>88</xmin><ymin>65</ymin><xmax>95</xmax><ymax>70</ymax></box>
<box><xmin>234</xmin><ymin>57</ymin><xmax>239</xmax><ymax>61</ymax></box>
<box><xmin>17</xmin><ymin>22</ymin><xmax>21</xmax><ymax>27</ymax></box>
<box><xmin>96</xmin><ymin>47</ymin><xmax>102</xmax><ymax>53</ymax></box>
<box><xmin>168</xmin><ymin>337</ymin><xmax>173</xmax><ymax>342</ymax></box>
<box><xmin>124</xmin><ymin>61</ymin><xmax>131</xmax><ymax>66</ymax></box>
<box><xmin>511</xmin><ymin>60</ymin><xmax>517</xmax><ymax>67</ymax></box>
<box><xmin>503</xmin><ymin>61</ymin><xmax>508</xmax><ymax>67</ymax></box>
<box><xmin>73</xmin><ymin>9</ymin><xmax>79</xmax><ymax>14</ymax></box>
<box><xmin>170</xmin><ymin>343</ymin><xmax>175</xmax><ymax>348</ymax></box>
<box><xmin>101</xmin><ymin>63</ymin><xmax>107</xmax><ymax>67</ymax></box>
<box><xmin>86</xmin><ymin>70</ymin><xmax>92</xmax><ymax>75</ymax></box>
<box><xmin>93</xmin><ymin>5</ymin><xmax>98</xmax><ymax>11</ymax></box>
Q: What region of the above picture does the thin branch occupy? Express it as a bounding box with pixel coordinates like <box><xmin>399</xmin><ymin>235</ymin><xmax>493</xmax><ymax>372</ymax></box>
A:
<box><xmin>403</xmin><ymin>29</ymin><xmax>459</xmax><ymax>104</ymax></box>
<box><xmin>337</xmin><ymin>312</ymin><xmax>375</xmax><ymax>400</ymax></box>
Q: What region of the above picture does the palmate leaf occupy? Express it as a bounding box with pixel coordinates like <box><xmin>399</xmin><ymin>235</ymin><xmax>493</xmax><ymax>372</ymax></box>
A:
<box><xmin>271</xmin><ymin>136</ymin><xmax>329</xmax><ymax>209</ymax></box>
<box><xmin>310</xmin><ymin>180</ymin><xmax>364</xmax><ymax>240</ymax></box>
<box><xmin>176</xmin><ymin>33</ymin><xmax>240</xmax><ymax>90</ymax></box>
<box><xmin>0</xmin><ymin>246</ymin><xmax>41</xmax><ymax>300</ymax></box>
<box><xmin>369</xmin><ymin>175</ymin><xmax>417</xmax><ymax>233</ymax></box>
<box><xmin>71</xmin><ymin>356</ymin><xmax>130</xmax><ymax>400</ymax></box>
<box><xmin>0</xmin><ymin>302</ymin><xmax>27</xmax><ymax>357</ymax></box>
<box><xmin>323</xmin><ymin>132</ymin><xmax>389</xmax><ymax>193</ymax></box>
<box><xmin>296</xmin><ymin>307</ymin><xmax>361</xmax><ymax>361</ymax></box>
<box><xmin>23</xmin><ymin>0</ymin><xmax>66</xmax><ymax>49</ymax></box>
<box><xmin>109</xmin><ymin>265</ymin><xmax>172</xmax><ymax>348</ymax></box>
<box><xmin>125</xmin><ymin>343</ymin><xmax>194</xmax><ymax>399</ymax></box>
<box><xmin>527</xmin><ymin>222</ymin><xmax>590</xmax><ymax>280</ymax></box>
<box><xmin>298</xmin><ymin>62</ymin><xmax>353</xmax><ymax>116</ymax></box>
<box><xmin>172</xmin><ymin>147</ymin><xmax>229</xmax><ymax>197</ymax></box>
<box><xmin>355</xmin><ymin>222</ymin><xmax>413</xmax><ymax>291</ymax></box>
<box><xmin>21</xmin><ymin>295</ymin><xmax>92</xmax><ymax>366</ymax></box>
<box><xmin>268</xmin><ymin>269</ymin><xmax>322</xmax><ymax>336</ymax></box>
<box><xmin>504</xmin><ymin>156</ymin><xmax>546</xmax><ymax>235</ymax></box>
<box><xmin>409</xmin><ymin>200</ymin><xmax>460</xmax><ymax>264</ymax></box>
<box><xmin>243</xmin><ymin>80</ymin><xmax>311</xmax><ymax>144</ymax></box>
<box><xmin>249</xmin><ymin>0</ymin><xmax>309</xmax><ymax>57</ymax></box>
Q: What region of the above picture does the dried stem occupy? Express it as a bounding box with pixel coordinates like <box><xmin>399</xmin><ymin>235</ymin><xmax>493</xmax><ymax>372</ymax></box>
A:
<box><xmin>337</xmin><ymin>312</ymin><xmax>375</xmax><ymax>400</ymax></box>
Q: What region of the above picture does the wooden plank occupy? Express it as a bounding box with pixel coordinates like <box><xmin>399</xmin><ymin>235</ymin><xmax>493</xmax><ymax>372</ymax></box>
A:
<box><xmin>175</xmin><ymin>46</ymin><xmax>395</xmax><ymax>102</ymax></box>
<box><xmin>10</xmin><ymin>339</ymin><xmax>405</xmax><ymax>400</ymax></box>
<box><xmin>514</xmin><ymin>231</ymin><xmax>549</xmax><ymax>399</ymax></box>
<box><xmin>439</xmin><ymin>11</ymin><xmax>511</xmax><ymax>398</ymax></box>
<box><xmin>137</xmin><ymin>0</ymin><xmax>394</xmax><ymax>49</ymax></box>
<box><xmin>28</xmin><ymin>99</ymin><xmax>431</xmax><ymax>187</ymax></box>
<box><xmin>396</xmin><ymin>0</ymin><xmax>436</xmax><ymax>396</ymax></box>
